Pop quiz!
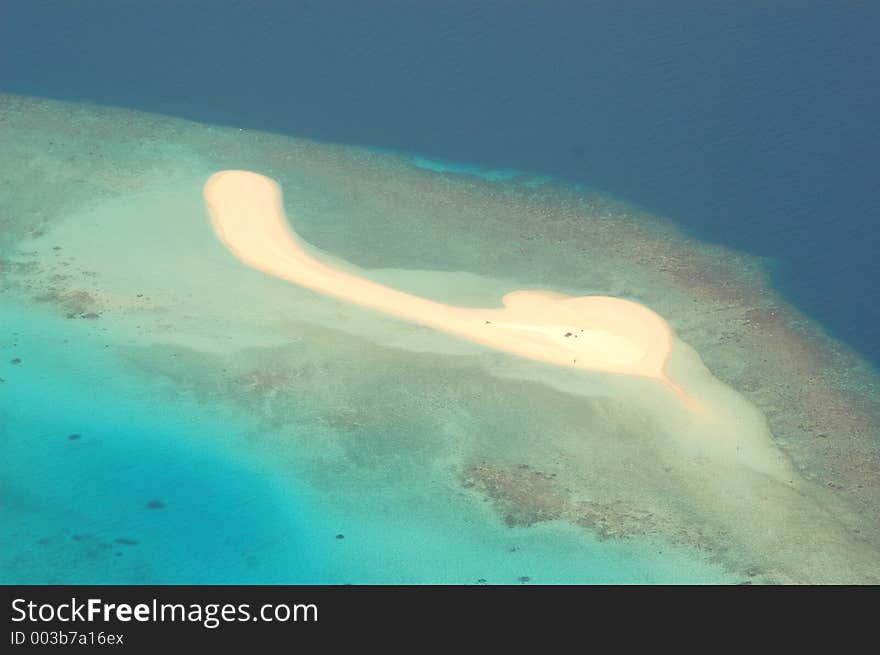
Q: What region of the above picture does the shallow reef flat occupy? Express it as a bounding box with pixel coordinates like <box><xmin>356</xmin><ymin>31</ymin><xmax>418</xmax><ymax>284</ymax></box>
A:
<box><xmin>1</xmin><ymin>94</ymin><xmax>878</xmax><ymax>583</ymax></box>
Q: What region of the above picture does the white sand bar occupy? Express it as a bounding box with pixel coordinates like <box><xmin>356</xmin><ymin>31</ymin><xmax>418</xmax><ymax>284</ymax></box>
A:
<box><xmin>204</xmin><ymin>170</ymin><xmax>692</xmax><ymax>404</ymax></box>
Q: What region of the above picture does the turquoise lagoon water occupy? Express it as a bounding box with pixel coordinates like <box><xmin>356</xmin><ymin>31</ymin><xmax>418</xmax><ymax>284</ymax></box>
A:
<box><xmin>0</xmin><ymin>303</ymin><xmax>727</xmax><ymax>584</ymax></box>
<box><xmin>1</xmin><ymin>285</ymin><xmax>732</xmax><ymax>584</ymax></box>
<box><xmin>1</xmin><ymin>302</ymin><xmax>322</xmax><ymax>584</ymax></box>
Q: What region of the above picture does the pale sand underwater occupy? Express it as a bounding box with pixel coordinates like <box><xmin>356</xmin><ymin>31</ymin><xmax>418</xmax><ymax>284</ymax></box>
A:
<box><xmin>2</xmin><ymin>95</ymin><xmax>879</xmax><ymax>583</ymax></box>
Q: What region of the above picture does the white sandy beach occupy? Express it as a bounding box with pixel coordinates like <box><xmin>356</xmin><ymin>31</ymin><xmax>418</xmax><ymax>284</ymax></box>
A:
<box><xmin>204</xmin><ymin>170</ymin><xmax>693</xmax><ymax>405</ymax></box>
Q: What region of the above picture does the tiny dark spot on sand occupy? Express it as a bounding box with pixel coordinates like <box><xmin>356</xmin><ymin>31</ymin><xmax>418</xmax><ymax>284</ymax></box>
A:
<box><xmin>52</xmin><ymin>246</ymin><xmax>62</xmax><ymax>251</ymax></box>
<box><xmin>136</xmin><ymin>294</ymin><xmax>143</xmax><ymax>298</ymax></box>
<box><xmin>114</xmin><ymin>538</ymin><xmax>139</xmax><ymax>546</ymax></box>
<box><xmin>335</xmin><ymin>533</ymin><xmax>345</xmax><ymax>540</ymax></box>
<box><xmin>10</xmin><ymin>358</ymin><xmax>22</xmax><ymax>365</ymax></box>
<box><xmin>146</xmin><ymin>500</ymin><xmax>165</xmax><ymax>510</ymax></box>
<box><xmin>564</xmin><ymin>332</ymin><xmax>572</xmax><ymax>337</ymax></box>
<box><xmin>518</xmin><ymin>576</ymin><xmax>530</xmax><ymax>583</ymax></box>
<box><xmin>485</xmin><ymin>320</ymin><xmax>490</xmax><ymax>324</ymax></box>
<box><xmin>68</xmin><ymin>434</ymin><xmax>81</xmax><ymax>441</ymax></box>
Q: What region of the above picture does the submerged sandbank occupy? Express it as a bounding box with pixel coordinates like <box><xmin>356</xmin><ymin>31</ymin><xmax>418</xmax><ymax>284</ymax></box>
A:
<box><xmin>202</xmin><ymin>169</ymin><xmax>880</xmax><ymax>582</ymax></box>
<box><xmin>3</xmin><ymin>95</ymin><xmax>879</xmax><ymax>583</ymax></box>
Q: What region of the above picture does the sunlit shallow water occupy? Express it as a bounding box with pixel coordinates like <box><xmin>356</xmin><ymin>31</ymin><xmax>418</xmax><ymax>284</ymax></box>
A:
<box><xmin>1</xmin><ymin>301</ymin><xmax>731</xmax><ymax>584</ymax></box>
<box><xmin>1</xmin><ymin>95</ymin><xmax>878</xmax><ymax>584</ymax></box>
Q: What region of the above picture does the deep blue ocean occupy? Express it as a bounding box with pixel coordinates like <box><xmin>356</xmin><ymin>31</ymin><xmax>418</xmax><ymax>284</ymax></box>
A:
<box><xmin>2</xmin><ymin>0</ymin><xmax>877</xmax><ymax>364</ymax></box>
<box><xmin>2</xmin><ymin>1</ymin><xmax>879</xmax><ymax>584</ymax></box>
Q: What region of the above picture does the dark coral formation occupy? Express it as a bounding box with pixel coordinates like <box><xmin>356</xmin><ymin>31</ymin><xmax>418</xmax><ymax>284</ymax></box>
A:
<box><xmin>462</xmin><ymin>462</ymin><xmax>722</xmax><ymax>552</ymax></box>
<box><xmin>33</xmin><ymin>288</ymin><xmax>102</xmax><ymax>319</ymax></box>
<box><xmin>463</xmin><ymin>463</ymin><xmax>564</xmax><ymax>528</ymax></box>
